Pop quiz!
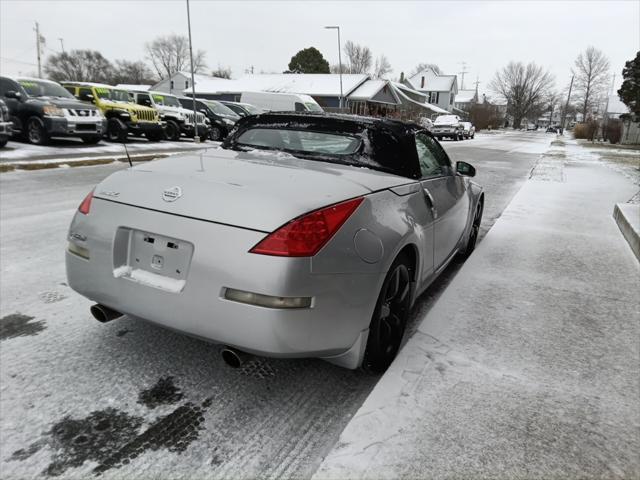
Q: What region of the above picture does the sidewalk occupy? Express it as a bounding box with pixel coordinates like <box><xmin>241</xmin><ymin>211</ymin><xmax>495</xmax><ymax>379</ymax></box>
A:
<box><xmin>314</xmin><ymin>138</ymin><xmax>640</xmax><ymax>479</ymax></box>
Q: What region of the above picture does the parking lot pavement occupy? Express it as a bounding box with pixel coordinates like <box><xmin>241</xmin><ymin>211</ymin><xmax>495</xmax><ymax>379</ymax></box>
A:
<box><xmin>0</xmin><ymin>132</ymin><xmax>551</xmax><ymax>479</ymax></box>
<box><xmin>0</xmin><ymin>136</ymin><xmax>211</xmax><ymax>164</ymax></box>
<box><xmin>314</xmin><ymin>137</ymin><xmax>640</xmax><ymax>479</ymax></box>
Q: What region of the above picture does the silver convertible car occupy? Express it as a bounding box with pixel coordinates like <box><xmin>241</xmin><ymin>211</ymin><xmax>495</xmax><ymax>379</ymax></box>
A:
<box><xmin>66</xmin><ymin>113</ymin><xmax>483</xmax><ymax>372</ymax></box>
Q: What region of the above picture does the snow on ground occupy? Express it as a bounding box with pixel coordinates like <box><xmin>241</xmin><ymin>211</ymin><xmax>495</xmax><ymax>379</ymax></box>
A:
<box><xmin>0</xmin><ymin>137</ymin><xmax>212</xmax><ymax>162</ymax></box>
<box><xmin>0</xmin><ymin>132</ymin><xmax>552</xmax><ymax>479</ymax></box>
<box><xmin>315</xmin><ymin>134</ymin><xmax>640</xmax><ymax>480</ymax></box>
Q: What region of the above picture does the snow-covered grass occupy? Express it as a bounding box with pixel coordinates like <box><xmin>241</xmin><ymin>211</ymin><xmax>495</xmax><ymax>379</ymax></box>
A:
<box><xmin>0</xmin><ymin>137</ymin><xmax>212</xmax><ymax>162</ymax></box>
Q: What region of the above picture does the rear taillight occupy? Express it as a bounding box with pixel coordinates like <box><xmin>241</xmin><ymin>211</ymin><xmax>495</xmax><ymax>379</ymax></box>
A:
<box><xmin>78</xmin><ymin>190</ymin><xmax>94</xmax><ymax>215</ymax></box>
<box><xmin>250</xmin><ymin>197</ymin><xmax>364</xmax><ymax>257</ymax></box>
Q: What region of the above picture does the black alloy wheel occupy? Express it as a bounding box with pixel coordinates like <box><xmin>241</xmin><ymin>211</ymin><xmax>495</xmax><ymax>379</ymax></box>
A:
<box><xmin>27</xmin><ymin>117</ymin><xmax>49</xmax><ymax>145</ymax></box>
<box><xmin>363</xmin><ymin>255</ymin><xmax>412</xmax><ymax>373</ymax></box>
<box><xmin>459</xmin><ymin>199</ymin><xmax>484</xmax><ymax>260</ymax></box>
<box><xmin>210</xmin><ymin>126</ymin><xmax>222</xmax><ymax>141</ymax></box>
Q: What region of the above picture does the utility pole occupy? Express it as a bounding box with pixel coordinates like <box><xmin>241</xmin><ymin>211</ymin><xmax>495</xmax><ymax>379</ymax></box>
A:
<box><xmin>58</xmin><ymin>37</ymin><xmax>65</xmax><ymax>53</ymax></box>
<box><xmin>185</xmin><ymin>0</ymin><xmax>199</xmax><ymax>142</ymax></box>
<box><xmin>561</xmin><ymin>74</ymin><xmax>574</xmax><ymax>132</ymax></box>
<box><xmin>458</xmin><ymin>61</ymin><xmax>468</xmax><ymax>90</ymax></box>
<box><xmin>473</xmin><ymin>75</ymin><xmax>481</xmax><ymax>99</ymax></box>
<box><xmin>602</xmin><ymin>73</ymin><xmax>617</xmax><ymax>140</ymax></box>
<box><xmin>34</xmin><ymin>22</ymin><xmax>42</xmax><ymax>78</ymax></box>
<box><xmin>324</xmin><ymin>26</ymin><xmax>344</xmax><ymax>110</ymax></box>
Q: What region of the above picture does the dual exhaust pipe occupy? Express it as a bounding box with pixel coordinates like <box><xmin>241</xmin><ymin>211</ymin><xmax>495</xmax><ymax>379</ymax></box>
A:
<box><xmin>90</xmin><ymin>304</ymin><xmax>123</xmax><ymax>323</ymax></box>
<box><xmin>90</xmin><ymin>304</ymin><xmax>252</xmax><ymax>368</ymax></box>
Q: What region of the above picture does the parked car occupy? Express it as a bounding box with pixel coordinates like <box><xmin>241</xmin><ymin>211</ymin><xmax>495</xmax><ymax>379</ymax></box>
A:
<box><xmin>62</xmin><ymin>82</ymin><xmax>163</xmax><ymax>142</ymax></box>
<box><xmin>418</xmin><ymin>116</ymin><xmax>433</xmax><ymax>131</ymax></box>
<box><xmin>526</xmin><ymin>123</ymin><xmax>537</xmax><ymax>131</ymax></box>
<box><xmin>0</xmin><ymin>76</ymin><xmax>106</xmax><ymax>145</ymax></box>
<box><xmin>177</xmin><ymin>97</ymin><xmax>239</xmax><ymax>141</ymax></box>
<box><xmin>431</xmin><ymin>114</ymin><xmax>465</xmax><ymax>141</ymax></box>
<box><xmin>461</xmin><ymin>121</ymin><xmax>476</xmax><ymax>139</ymax></box>
<box><xmin>220</xmin><ymin>101</ymin><xmax>264</xmax><ymax>117</ymax></box>
<box><xmin>66</xmin><ymin>112</ymin><xmax>483</xmax><ymax>373</ymax></box>
<box><xmin>240</xmin><ymin>91</ymin><xmax>323</xmax><ymax>113</ymax></box>
<box><xmin>128</xmin><ymin>90</ymin><xmax>209</xmax><ymax>142</ymax></box>
<box><xmin>0</xmin><ymin>99</ymin><xmax>12</xmax><ymax>147</ymax></box>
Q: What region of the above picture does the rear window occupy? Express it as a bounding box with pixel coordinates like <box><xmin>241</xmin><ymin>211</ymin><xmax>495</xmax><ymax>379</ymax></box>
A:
<box><xmin>434</xmin><ymin>115</ymin><xmax>458</xmax><ymax>124</ymax></box>
<box><xmin>236</xmin><ymin>128</ymin><xmax>360</xmax><ymax>155</ymax></box>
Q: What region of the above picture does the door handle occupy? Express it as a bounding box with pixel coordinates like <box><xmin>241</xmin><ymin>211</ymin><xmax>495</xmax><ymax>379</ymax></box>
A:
<box><xmin>422</xmin><ymin>188</ymin><xmax>438</xmax><ymax>219</ymax></box>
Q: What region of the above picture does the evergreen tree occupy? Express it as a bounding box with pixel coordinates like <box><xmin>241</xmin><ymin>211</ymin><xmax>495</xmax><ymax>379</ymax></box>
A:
<box><xmin>287</xmin><ymin>47</ymin><xmax>330</xmax><ymax>74</ymax></box>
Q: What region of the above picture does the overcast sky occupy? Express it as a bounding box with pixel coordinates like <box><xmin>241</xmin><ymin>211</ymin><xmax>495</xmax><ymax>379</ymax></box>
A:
<box><xmin>1</xmin><ymin>0</ymin><xmax>638</xmax><ymax>95</ymax></box>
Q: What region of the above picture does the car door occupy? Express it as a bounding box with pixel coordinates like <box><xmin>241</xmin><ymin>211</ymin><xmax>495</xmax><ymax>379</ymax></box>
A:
<box><xmin>416</xmin><ymin>132</ymin><xmax>470</xmax><ymax>269</ymax></box>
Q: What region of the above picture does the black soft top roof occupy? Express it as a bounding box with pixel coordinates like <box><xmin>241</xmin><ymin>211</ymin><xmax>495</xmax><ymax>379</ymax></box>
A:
<box><xmin>224</xmin><ymin>112</ymin><xmax>423</xmax><ymax>179</ymax></box>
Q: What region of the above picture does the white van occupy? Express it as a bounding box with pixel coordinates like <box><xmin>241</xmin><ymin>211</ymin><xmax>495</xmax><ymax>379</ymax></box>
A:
<box><xmin>240</xmin><ymin>92</ymin><xmax>324</xmax><ymax>113</ymax></box>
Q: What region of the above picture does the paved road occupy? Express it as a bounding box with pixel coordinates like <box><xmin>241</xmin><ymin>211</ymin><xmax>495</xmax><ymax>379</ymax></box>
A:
<box><xmin>0</xmin><ymin>132</ymin><xmax>552</xmax><ymax>479</ymax></box>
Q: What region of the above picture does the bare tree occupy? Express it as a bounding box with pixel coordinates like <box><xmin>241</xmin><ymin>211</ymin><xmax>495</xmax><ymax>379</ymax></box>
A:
<box><xmin>343</xmin><ymin>40</ymin><xmax>372</xmax><ymax>74</ymax></box>
<box><xmin>44</xmin><ymin>50</ymin><xmax>112</xmax><ymax>83</ymax></box>
<box><xmin>110</xmin><ymin>59</ymin><xmax>156</xmax><ymax>85</ymax></box>
<box><xmin>145</xmin><ymin>34</ymin><xmax>207</xmax><ymax>80</ymax></box>
<box><xmin>211</xmin><ymin>64</ymin><xmax>232</xmax><ymax>79</ymax></box>
<box><xmin>411</xmin><ymin>63</ymin><xmax>442</xmax><ymax>76</ymax></box>
<box><xmin>373</xmin><ymin>55</ymin><xmax>392</xmax><ymax>79</ymax></box>
<box><xmin>573</xmin><ymin>46</ymin><xmax>610</xmax><ymax>120</ymax></box>
<box><xmin>490</xmin><ymin>61</ymin><xmax>555</xmax><ymax>129</ymax></box>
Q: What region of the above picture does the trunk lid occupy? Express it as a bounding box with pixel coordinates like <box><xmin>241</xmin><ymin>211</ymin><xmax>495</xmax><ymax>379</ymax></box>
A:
<box><xmin>94</xmin><ymin>147</ymin><xmax>411</xmax><ymax>232</ymax></box>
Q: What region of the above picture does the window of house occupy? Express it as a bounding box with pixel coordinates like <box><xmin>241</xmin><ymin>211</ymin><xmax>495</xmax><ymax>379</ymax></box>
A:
<box><xmin>185</xmin><ymin>80</ymin><xmax>189</xmax><ymax>89</ymax></box>
<box><xmin>170</xmin><ymin>80</ymin><xmax>174</xmax><ymax>90</ymax></box>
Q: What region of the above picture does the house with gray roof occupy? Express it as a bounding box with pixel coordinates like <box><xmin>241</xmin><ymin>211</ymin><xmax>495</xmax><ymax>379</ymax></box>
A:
<box><xmin>404</xmin><ymin>68</ymin><xmax>461</xmax><ymax>115</ymax></box>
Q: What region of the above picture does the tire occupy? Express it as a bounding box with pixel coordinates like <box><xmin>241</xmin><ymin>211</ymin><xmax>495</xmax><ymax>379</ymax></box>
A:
<box><xmin>362</xmin><ymin>254</ymin><xmax>412</xmax><ymax>373</ymax></box>
<box><xmin>453</xmin><ymin>133</ymin><xmax>459</xmax><ymax>141</ymax></box>
<box><xmin>106</xmin><ymin>118</ymin><xmax>128</xmax><ymax>143</ymax></box>
<box><xmin>471</xmin><ymin>133</ymin><xmax>475</xmax><ymax>139</ymax></box>
<box><xmin>81</xmin><ymin>136</ymin><xmax>102</xmax><ymax>145</ymax></box>
<box><xmin>458</xmin><ymin>198</ymin><xmax>484</xmax><ymax>260</ymax></box>
<box><xmin>164</xmin><ymin>120</ymin><xmax>181</xmax><ymax>141</ymax></box>
<box><xmin>0</xmin><ymin>137</ymin><xmax>8</xmax><ymax>148</ymax></box>
<box><xmin>209</xmin><ymin>126</ymin><xmax>222</xmax><ymax>141</ymax></box>
<box><xmin>26</xmin><ymin>117</ymin><xmax>49</xmax><ymax>145</ymax></box>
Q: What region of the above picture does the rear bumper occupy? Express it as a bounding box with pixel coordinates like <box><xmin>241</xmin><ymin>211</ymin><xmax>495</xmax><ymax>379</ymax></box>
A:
<box><xmin>45</xmin><ymin>117</ymin><xmax>106</xmax><ymax>137</ymax></box>
<box><xmin>66</xmin><ymin>199</ymin><xmax>381</xmax><ymax>368</ymax></box>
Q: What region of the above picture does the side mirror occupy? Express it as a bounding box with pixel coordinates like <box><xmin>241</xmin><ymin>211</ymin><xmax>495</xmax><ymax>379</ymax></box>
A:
<box><xmin>456</xmin><ymin>161</ymin><xmax>476</xmax><ymax>177</ymax></box>
<box><xmin>5</xmin><ymin>90</ymin><xmax>22</xmax><ymax>100</ymax></box>
<box><xmin>199</xmin><ymin>109</ymin><xmax>208</xmax><ymax>114</ymax></box>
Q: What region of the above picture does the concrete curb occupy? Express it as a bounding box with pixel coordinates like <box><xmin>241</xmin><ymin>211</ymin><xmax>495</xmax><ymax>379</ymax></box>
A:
<box><xmin>613</xmin><ymin>203</ymin><xmax>640</xmax><ymax>261</ymax></box>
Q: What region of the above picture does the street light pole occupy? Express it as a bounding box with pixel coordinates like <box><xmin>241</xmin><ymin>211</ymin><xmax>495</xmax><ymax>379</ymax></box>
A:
<box><xmin>325</xmin><ymin>26</ymin><xmax>343</xmax><ymax>111</ymax></box>
<box><xmin>186</xmin><ymin>0</ymin><xmax>199</xmax><ymax>142</ymax></box>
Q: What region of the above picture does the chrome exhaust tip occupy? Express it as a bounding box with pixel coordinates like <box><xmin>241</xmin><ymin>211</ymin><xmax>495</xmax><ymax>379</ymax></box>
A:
<box><xmin>90</xmin><ymin>304</ymin><xmax>123</xmax><ymax>323</ymax></box>
<box><xmin>221</xmin><ymin>347</ymin><xmax>250</xmax><ymax>368</ymax></box>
